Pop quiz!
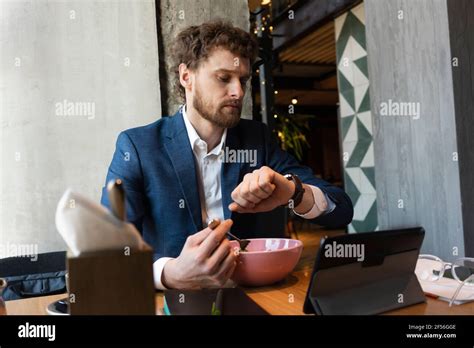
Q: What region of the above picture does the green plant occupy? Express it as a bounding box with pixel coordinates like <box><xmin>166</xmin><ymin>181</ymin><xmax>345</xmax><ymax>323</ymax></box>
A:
<box><xmin>211</xmin><ymin>301</ymin><xmax>221</xmax><ymax>315</ymax></box>
<box><xmin>275</xmin><ymin>114</ymin><xmax>313</xmax><ymax>161</ymax></box>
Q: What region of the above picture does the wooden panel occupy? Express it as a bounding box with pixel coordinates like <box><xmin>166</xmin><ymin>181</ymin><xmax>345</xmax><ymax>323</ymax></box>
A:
<box><xmin>365</xmin><ymin>0</ymin><xmax>465</xmax><ymax>261</ymax></box>
<box><xmin>67</xmin><ymin>249</ymin><xmax>156</xmax><ymax>315</ymax></box>
<box><xmin>272</xmin><ymin>0</ymin><xmax>359</xmax><ymax>51</ymax></box>
<box><xmin>290</xmin><ymin>37</ymin><xmax>334</xmax><ymax>62</ymax></box>
<box><xmin>279</xmin><ymin>21</ymin><xmax>337</xmax><ymax>65</ymax></box>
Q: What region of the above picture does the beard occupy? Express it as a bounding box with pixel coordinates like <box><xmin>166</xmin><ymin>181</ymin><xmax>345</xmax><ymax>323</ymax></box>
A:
<box><xmin>193</xmin><ymin>86</ymin><xmax>242</xmax><ymax>129</ymax></box>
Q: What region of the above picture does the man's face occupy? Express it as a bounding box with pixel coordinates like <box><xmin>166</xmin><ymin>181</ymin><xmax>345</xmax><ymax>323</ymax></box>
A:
<box><xmin>189</xmin><ymin>48</ymin><xmax>250</xmax><ymax>128</ymax></box>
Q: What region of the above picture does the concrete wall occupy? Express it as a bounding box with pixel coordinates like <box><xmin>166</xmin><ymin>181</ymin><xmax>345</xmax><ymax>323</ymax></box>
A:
<box><xmin>0</xmin><ymin>0</ymin><xmax>161</xmax><ymax>254</ymax></box>
<box><xmin>158</xmin><ymin>0</ymin><xmax>253</xmax><ymax>118</ymax></box>
<box><xmin>365</xmin><ymin>0</ymin><xmax>465</xmax><ymax>261</ymax></box>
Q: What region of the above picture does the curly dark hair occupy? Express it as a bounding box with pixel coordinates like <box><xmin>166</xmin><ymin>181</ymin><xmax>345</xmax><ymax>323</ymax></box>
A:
<box><xmin>171</xmin><ymin>20</ymin><xmax>259</xmax><ymax>102</ymax></box>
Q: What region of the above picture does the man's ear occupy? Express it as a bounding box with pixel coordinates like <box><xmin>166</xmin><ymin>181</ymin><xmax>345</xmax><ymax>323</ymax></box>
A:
<box><xmin>179</xmin><ymin>63</ymin><xmax>192</xmax><ymax>91</ymax></box>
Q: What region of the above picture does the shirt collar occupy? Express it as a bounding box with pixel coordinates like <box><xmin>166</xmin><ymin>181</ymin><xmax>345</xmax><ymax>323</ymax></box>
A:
<box><xmin>181</xmin><ymin>105</ymin><xmax>227</xmax><ymax>156</ymax></box>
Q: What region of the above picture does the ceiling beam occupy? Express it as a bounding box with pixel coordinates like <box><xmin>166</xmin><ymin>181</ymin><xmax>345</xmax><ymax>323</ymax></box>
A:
<box><xmin>273</xmin><ymin>76</ymin><xmax>335</xmax><ymax>90</ymax></box>
<box><xmin>272</xmin><ymin>0</ymin><xmax>361</xmax><ymax>52</ymax></box>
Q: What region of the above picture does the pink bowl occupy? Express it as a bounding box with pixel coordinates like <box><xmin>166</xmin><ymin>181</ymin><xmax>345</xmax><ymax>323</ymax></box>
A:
<box><xmin>229</xmin><ymin>238</ymin><xmax>303</xmax><ymax>287</ymax></box>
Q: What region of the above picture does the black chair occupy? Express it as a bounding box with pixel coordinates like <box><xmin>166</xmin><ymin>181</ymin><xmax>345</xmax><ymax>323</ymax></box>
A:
<box><xmin>0</xmin><ymin>251</ymin><xmax>67</xmax><ymax>301</ymax></box>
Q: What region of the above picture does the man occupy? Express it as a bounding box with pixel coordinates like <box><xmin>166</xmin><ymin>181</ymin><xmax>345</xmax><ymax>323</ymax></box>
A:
<box><xmin>101</xmin><ymin>21</ymin><xmax>353</xmax><ymax>290</ymax></box>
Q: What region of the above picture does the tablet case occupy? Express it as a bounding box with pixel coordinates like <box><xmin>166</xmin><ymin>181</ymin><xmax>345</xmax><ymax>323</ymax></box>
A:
<box><xmin>303</xmin><ymin>227</ymin><xmax>426</xmax><ymax>315</ymax></box>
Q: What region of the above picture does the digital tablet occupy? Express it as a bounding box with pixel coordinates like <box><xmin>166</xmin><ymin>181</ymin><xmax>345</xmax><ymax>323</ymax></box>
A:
<box><xmin>303</xmin><ymin>227</ymin><xmax>426</xmax><ymax>315</ymax></box>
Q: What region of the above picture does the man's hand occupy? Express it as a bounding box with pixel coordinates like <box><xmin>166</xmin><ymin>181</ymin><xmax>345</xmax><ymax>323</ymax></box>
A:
<box><xmin>228</xmin><ymin>166</ymin><xmax>298</xmax><ymax>213</ymax></box>
<box><xmin>161</xmin><ymin>219</ymin><xmax>237</xmax><ymax>289</ymax></box>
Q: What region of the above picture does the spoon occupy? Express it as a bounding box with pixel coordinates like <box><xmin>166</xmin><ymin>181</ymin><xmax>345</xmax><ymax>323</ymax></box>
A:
<box><xmin>107</xmin><ymin>179</ymin><xmax>126</xmax><ymax>221</ymax></box>
<box><xmin>207</xmin><ymin>218</ymin><xmax>251</xmax><ymax>251</ymax></box>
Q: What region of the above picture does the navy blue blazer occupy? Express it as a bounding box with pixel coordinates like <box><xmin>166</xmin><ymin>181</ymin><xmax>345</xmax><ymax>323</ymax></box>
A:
<box><xmin>100</xmin><ymin>110</ymin><xmax>353</xmax><ymax>261</ymax></box>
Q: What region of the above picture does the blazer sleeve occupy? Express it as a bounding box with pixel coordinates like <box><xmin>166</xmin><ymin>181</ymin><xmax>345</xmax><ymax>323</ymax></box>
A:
<box><xmin>100</xmin><ymin>131</ymin><xmax>148</xmax><ymax>234</ymax></box>
<box><xmin>262</xmin><ymin>123</ymin><xmax>354</xmax><ymax>228</ymax></box>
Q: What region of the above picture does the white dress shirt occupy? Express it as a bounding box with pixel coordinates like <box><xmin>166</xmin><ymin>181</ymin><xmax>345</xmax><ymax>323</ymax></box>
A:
<box><xmin>153</xmin><ymin>106</ymin><xmax>336</xmax><ymax>289</ymax></box>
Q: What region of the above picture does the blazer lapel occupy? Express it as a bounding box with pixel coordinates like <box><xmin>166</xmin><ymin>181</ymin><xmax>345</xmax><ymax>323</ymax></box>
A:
<box><xmin>221</xmin><ymin>128</ymin><xmax>243</xmax><ymax>220</ymax></box>
<box><xmin>164</xmin><ymin>111</ymin><xmax>203</xmax><ymax>232</ymax></box>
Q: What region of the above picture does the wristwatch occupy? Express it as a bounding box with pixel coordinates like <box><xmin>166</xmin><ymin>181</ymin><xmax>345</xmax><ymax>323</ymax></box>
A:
<box><xmin>283</xmin><ymin>173</ymin><xmax>305</xmax><ymax>208</ymax></box>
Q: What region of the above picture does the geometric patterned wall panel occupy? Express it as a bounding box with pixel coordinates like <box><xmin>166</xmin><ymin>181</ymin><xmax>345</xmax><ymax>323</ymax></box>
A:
<box><xmin>335</xmin><ymin>3</ymin><xmax>378</xmax><ymax>232</ymax></box>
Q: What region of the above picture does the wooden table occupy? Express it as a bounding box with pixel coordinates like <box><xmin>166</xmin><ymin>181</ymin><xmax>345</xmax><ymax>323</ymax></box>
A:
<box><xmin>5</xmin><ymin>230</ymin><xmax>474</xmax><ymax>315</ymax></box>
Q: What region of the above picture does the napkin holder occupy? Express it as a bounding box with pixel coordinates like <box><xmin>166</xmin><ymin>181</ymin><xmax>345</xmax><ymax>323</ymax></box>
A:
<box><xmin>66</xmin><ymin>246</ymin><xmax>155</xmax><ymax>315</ymax></box>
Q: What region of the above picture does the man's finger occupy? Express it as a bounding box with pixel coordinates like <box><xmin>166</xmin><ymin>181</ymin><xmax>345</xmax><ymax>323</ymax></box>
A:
<box><xmin>249</xmin><ymin>172</ymin><xmax>272</xmax><ymax>200</ymax></box>
<box><xmin>239</xmin><ymin>180</ymin><xmax>262</xmax><ymax>204</ymax></box>
<box><xmin>218</xmin><ymin>259</ymin><xmax>237</xmax><ymax>286</ymax></box>
<box><xmin>258</xmin><ymin>172</ymin><xmax>275</xmax><ymax>195</ymax></box>
<box><xmin>199</xmin><ymin>219</ymin><xmax>233</xmax><ymax>257</ymax></box>
<box><xmin>187</xmin><ymin>226</ymin><xmax>213</xmax><ymax>246</ymax></box>
<box><xmin>228</xmin><ymin>202</ymin><xmax>255</xmax><ymax>214</ymax></box>
<box><xmin>228</xmin><ymin>202</ymin><xmax>240</xmax><ymax>212</ymax></box>
<box><xmin>207</xmin><ymin>239</ymin><xmax>232</xmax><ymax>270</ymax></box>
<box><xmin>232</xmin><ymin>191</ymin><xmax>256</xmax><ymax>209</ymax></box>
<box><xmin>238</xmin><ymin>174</ymin><xmax>261</xmax><ymax>203</ymax></box>
<box><xmin>223</xmin><ymin>260</ymin><xmax>237</xmax><ymax>280</ymax></box>
<box><xmin>216</xmin><ymin>250</ymin><xmax>237</xmax><ymax>279</ymax></box>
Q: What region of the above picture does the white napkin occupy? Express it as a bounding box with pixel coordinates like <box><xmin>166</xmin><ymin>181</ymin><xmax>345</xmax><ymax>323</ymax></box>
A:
<box><xmin>415</xmin><ymin>258</ymin><xmax>474</xmax><ymax>303</ymax></box>
<box><xmin>55</xmin><ymin>188</ymin><xmax>147</xmax><ymax>256</ymax></box>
